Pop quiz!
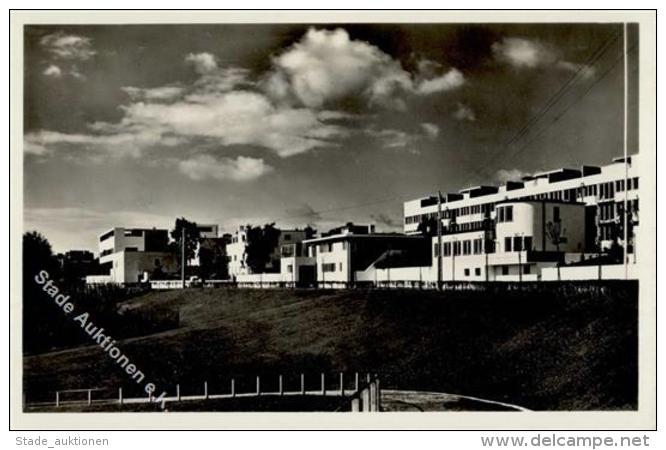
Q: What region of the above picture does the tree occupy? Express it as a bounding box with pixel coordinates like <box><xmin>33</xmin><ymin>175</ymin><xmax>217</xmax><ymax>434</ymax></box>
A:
<box><xmin>608</xmin><ymin>204</ymin><xmax>635</xmax><ymax>263</ymax></box>
<box><xmin>304</xmin><ymin>225</ymin><xmax>317</xmax><ymax>239</ymax></box>
<box><xmin>545</xmin><ymin>220</ymin><xmax>567</xmax><ymax>281</ymax></box>
<box><xmin>23</xmin><ymin>231</ymin><xmax>60</xmax><ymax>283</ymax></box>
<box><xmin>416</xmin><ymin>217</ymin><xmax>438</xmax><ymax>237</ymax></box>
<box><xmin>23</xmin><ymin>231</ymin><xmax>66</xmax><ymax>354</ymax></box>
<box><xmin>245</xmin><ymin>223</ymin><xmax>281</xmax><ymax>274</ymax></box>
<box><xmin>198</xmin><ymin>238</ymin><xmax>230</xmax><ymax>280</ymax></box>
<box><xmin>169</xmin><ymin>217</ymin><xmax>200</xmax><ymax>269</ymax></box>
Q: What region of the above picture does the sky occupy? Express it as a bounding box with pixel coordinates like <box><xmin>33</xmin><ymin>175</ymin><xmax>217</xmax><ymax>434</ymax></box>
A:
<box><xmin>23</xmin><ymin>23</ymin><xmax>639</xmax><ymax>253</ymax></box>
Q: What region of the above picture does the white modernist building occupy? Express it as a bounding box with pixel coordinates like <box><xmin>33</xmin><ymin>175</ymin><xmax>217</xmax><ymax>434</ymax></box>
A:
<box><xmin>404</xmin><ymin>154</ymin><xmax>640</xmax><ymax>251</ymax></box>
<box><xmin>227</xmin><ymin>226</ymin><xmax>311</xmax><ymax>278</ymax></box>
<box><xmin>303</xmin><ymin>223</ymin><xmax>429</xmax><ymax>288</ymax></box>
<box><xmin>86</xmin><ymin>227</ymin><xmax>177</xmax><ymax>284</ymax></box>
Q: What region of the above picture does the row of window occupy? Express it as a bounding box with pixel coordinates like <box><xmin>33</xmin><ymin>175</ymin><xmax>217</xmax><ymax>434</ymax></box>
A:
<box><xmin>458</xmin><ymin>265</ymin><xmax>531</xmax><ymax>277</ymax></box>
<box><xmin>599</xmin><ymin>200</ymin><xmax>640</xmax><ymax>221</ymax></box>
<box><xmin>319</xmin><ymin>241</ymin><xmax>349</xmax><ymax>253</ymax></box>
<box><xmin>435</xmin><ymin>238</ymin><xmax>486</xmax><ymax>257</ymax></box>
<box><xmin>504</xmin><ymin>236</ymin><xmax>533</xmax><ymax>253</ymax></box>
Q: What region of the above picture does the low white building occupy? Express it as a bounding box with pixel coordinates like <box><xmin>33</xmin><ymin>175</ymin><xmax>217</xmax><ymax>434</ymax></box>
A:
<box><xmin>86</xmin><ymin>227</ymin><xmax>177</xmax><ymax>284</ymax></box>
<box><xmin>303</xmin><ymin>223</ymin><xmax>429</xmax><ymax>288</ymax></box>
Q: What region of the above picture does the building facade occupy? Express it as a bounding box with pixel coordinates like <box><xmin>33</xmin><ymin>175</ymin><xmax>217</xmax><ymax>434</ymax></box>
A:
<box><xmin>429</xmin><ymin>200</ymin><xmax>587</xmax><ymax>282</ymax></box>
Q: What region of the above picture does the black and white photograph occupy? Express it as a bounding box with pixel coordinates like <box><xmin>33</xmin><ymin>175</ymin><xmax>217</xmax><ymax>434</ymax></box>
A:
<box><xmin>9</xmin><ymin>9</ymin><xmax>656</xmax><ymax>432</ymax></box>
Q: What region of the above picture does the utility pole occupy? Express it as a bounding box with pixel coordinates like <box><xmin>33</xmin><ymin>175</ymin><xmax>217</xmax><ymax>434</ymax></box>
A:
<box><xmin>517</xmin><ymin>234</ymin><xmax>523</xmax><ymax>284</ymax></box>
<box><xmin>181</xmin><ymin>226</ymin><xmax>186</xmax><ymax>289</ymax></box>
<box><xmin>452</xmin><ymin>238</ymin><xmax>456</xmax><ymax>283</ymax></box>
<box><xmin>436</xmin><ymin>191</ymin><xmax>443</xmax><ymax>291</ymax></box>
<box><xmin>622</xmin><ymin>22</ymin><xmax>629</xmax><ymax>280</ymax></box>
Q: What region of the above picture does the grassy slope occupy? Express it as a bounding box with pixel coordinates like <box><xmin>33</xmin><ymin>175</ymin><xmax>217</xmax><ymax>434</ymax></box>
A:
<box><xmin>23</xmin><ymin>284</ymin><xmax>637</xmax><ymax>410</ymax></box>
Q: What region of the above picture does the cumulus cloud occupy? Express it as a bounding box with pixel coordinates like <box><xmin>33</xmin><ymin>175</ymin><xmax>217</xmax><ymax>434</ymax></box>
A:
<box><xmin>28</xmin><ymin>79</ymin><xmax>347</xmax><ymax>159</ymax></box>
<box><xmin>40</xmin><ymin>31</ymin><xmax>96</xmax><ymax>60</ymax></box>
<box><xmin>185</xmin><ymin>52</ymin><xmax>218</xmax><ymax>74</ymax></box>
<box><xmin>27</xmin><ymin>27</ymin><xmax>464</xmax><ymax>173</ymax></box>
<box><xmin>265</xmin><ymin>28</ymin><xmax>465</xmax><ymax>110</ymax></box>
<box><xmin>453</xmin><ymin>103</ymin><xmax>476</xmax><ymax>122</ymax></box>
<box><xmin>420</xmin><ymin>122</ymin><xmax>440</xmax><ymax>139</ymax></box>
<box><xmin>495</xmin><ymin>168</ymin><xmax>529</xmax><ymax>183</ymax></box>
<box><xmin>190</xmin><ymin>68</ymin><xmax>253</xmax><ymax>98</ymax></box>
<box><xmin>366</xmin><ymin>128</ymin><xmax>413</xmax><ymax>149</ymax></box>
<box><xmin>492</xmin><ymin>37</ymin><xmax>595</xmax><ymax>78</ymax></box>
<box><xmin>116</xmin><ymin>90</ymin><xmax>347</xmax><ymax>157</ymax></box>
<box><xmin>493</xmin><ymin>37</ymin><xmax>555</xmax><ymax>68</ymax></box>
<box><xmin>178</xmin><ymin>154</ymin><xmax>272</xmax><ymax>181</ymax></box>
<box><xmin>43</xmin><ymin>65</ymin><xmax>62</xmax><ymax>78</ymax></box>
<box><xmin>23</xmin><ymin>128</ymin><xmax>177</xmax><ymax>158</ymax></box>
<box><xmin>414</xmin><ymin>68</ymin><xmax>465</xmax><ymax>95</ymax></box>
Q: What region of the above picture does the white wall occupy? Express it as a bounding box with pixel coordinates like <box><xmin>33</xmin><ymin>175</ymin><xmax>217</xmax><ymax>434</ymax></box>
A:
<box><xmin>95</xmin><ymin>251</ymin><xmax>177</xmax><ymax>284</ymax></box>
<box><xmin>494</xmin><ymin>202</ymin><xmax>585</xmax><ymax>253</ymax></box>
<box><xmin>315</xmin><ymin>241</ymin><xmax>351</xmax><ymax>283</ymax></box>
<box><xmin>280</xmin><ymin>256</ymin><xmax>315</xmax><ymax>282</ymax></box>
<box><xmin>356</xmin><ymin>266</ymin><xmax>434</xmax><ymax>284</ymax></box>
<box><xmin>541</xmin><ymin>263</ymin><xmax>639</xmax><ymax>280</ymax></box>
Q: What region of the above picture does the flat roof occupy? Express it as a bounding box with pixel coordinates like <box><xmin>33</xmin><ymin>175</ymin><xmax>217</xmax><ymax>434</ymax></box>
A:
<box><xmin>406</xmin><ymin>153</ymin><xmax>639</xmax><ymax>207</ymax></box>
<box><xmin>304</xmin><ymin>233</ymin><xmax>425</xmax><ymax>244</ymax></box>
<box><xmin>495</xmin><ymin>199</ymin><xmax>586</xmax><ymax>206</ymax></box>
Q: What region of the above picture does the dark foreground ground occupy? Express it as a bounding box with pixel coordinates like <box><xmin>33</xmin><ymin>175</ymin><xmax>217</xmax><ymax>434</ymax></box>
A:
<box><xmin>23</xmin><ymin>282</ymin><xmax>637</xmax><ymax>411</ymax></box>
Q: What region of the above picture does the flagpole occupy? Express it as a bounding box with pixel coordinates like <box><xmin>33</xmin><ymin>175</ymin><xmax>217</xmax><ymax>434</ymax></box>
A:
<box><xmin>623</xmin><ymin>22</ymin><xmax>629</xmax><ymax>280</ymax></box>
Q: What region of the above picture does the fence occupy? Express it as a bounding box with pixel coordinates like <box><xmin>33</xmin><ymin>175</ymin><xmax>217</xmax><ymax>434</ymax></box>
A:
<box><xmin>27</xmin><ymin>372</ymin><xmax>382</xmax><ymax>413</ymax></box>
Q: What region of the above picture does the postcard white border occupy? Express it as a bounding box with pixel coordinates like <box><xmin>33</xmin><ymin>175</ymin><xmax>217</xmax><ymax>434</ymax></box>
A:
<box><xmin>9</xmin><ymin>9</ymin><xmax>657</xmax><ymax>430</ymax></box>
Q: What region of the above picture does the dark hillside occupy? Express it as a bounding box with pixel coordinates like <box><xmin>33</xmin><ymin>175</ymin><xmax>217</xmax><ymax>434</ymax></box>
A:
<box><xmin>24</xmin><ymin>282</ymin><xmax>637</xmax><ymax>410</ymax></box>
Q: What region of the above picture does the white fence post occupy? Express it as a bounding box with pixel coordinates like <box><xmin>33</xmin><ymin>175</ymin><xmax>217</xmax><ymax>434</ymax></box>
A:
<box><xmin>204</xmin><ymin>381</ymin><xmax>208</xmax><ymax>399</ymax></box>
<box><xmin>118</xmin><ymin>388</ymin><xmax>123</xmax><ymax>405</ymax></box>
<box><xmin>376</xmin><ymin>377</ymin><xmax>381</xmax><ymax>412</ymax></box>
<box><xmin>256</xmin><ymin>376</ymin><xmax>261</xmax><ymax>395</ymax></box>
<box><xmin>339</xmin><ymin>372</ymin><xmax>344</xmax><ymax>396</ymax></box>
<box><xmin>279</xmin><ymin>375</ymin><xmax>283</xmax><ymax>395</ymax></box>
<box><xmin>55</xmin><ymin>391</ymin><xmax>60</xmax><ymax>408</ymax></box>
<box><xmin>369</xmin><ymin>382</ymin><xmax>376</xmax><ymax>412</ymax></box>
<box><xmin>231</xmin><ymin>379</ymin><xmax>235</xmax><ymax>398</ymax></box>
<box><xmin>176</xmin><ymin>384</ymin><xmax>181</xmax><ymax>401</ymax></box>
<box><xmin>301</xmin><ymin>373</ymin><xmax>305</xmax><ymax>394</ymax></box>
<box><xmin>321</xmin><ymin>373</ymin><xmax>326</xmax><ymax>395</ymax></box>
<box><xmin>87</xmin><ymin>389</ymin><xmax>92</xmax><ymax>406</ymax></box>
<box><xmin>362</xmin><ymin>387</ymin><xmax>370</xmax><ymax>412</ymax></box>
